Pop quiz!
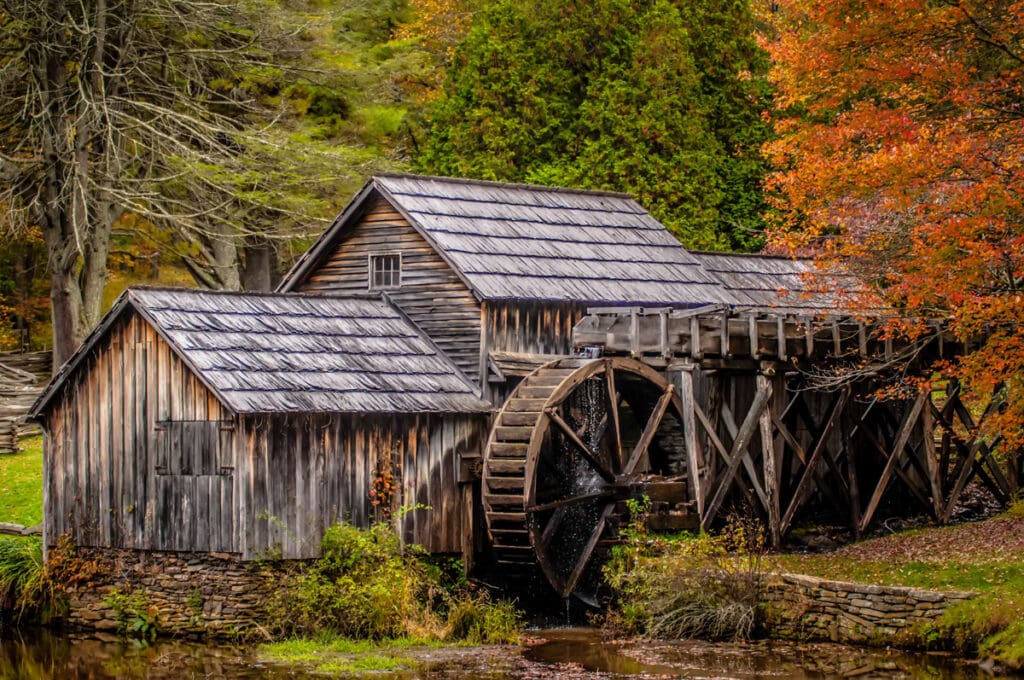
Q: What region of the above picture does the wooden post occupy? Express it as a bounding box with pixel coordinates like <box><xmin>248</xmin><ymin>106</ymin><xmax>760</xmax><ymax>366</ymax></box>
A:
<box><xmin>921</xmin><ymin>391</ymin><xmax>944</xmax><ymax>521</ymax></box>
<box><xmin>759</xmin><ymin>368</ymin><xmax>781</xmax><ymax>547</ymax></box>
<box><xmin>677</xmin><ymin>363</ymin><xmax>704</xmax><ymax>517</ymax></box>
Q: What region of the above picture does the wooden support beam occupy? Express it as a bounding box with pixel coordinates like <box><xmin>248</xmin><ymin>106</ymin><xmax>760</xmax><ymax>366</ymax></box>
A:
<box><xmin>776</xmin><ymin>316</ymin><xmax>787</xmax><ymax>361</ymax></box>
<box><xmin>842</xmin><ymin>408</ymin><xmax>862</xmax><ymax>537</ymax></box>
<box><xmin>781</xmin><ymin>386</ymin><xmax>850</xmax><ymax>535</ymax></box>
<box><xmin>659</xmin><ymin>311</ymin><xmax>671</xmax><ymax>359</ymax></box>
<box><xmin>921</xmin><ymin>398</ymin><xmax>944</xmax><ymax>520</ymax></box>
<box><xmin>703</xmin><ymin>378</ymin><xmax>773</xmax><ymax>528</ymax></box>
<box><xmin>803</xmin><ymin>317</ymin><xmax>814</xmax><ymax>357</ymax></box>
<box><xmin>690</xmin><ymin>316</ymin><xmax>702</xmax><ymax>360</ymax></box>
<box><xmin>748</xmin><ymin>315</ymin><xmax>760</xmax><ymax>359</ymax></box>
<box><xmin>677</xmin><ymin>365</ymin><xmax>704</xmax><ymax>516</ymax></box>
<box><xmin>721</xmin><ymin>309</ymin><xmax>731</xmax><ymax>359</ymax></box>
<box><xmin>760</xmin><ymin>372</ymin><xmax>782</xmax><ymax>546</ymax></box>
<box><xmin>859</xmin><ymin>391</ymin><xmax>927</xmax><ymax>534</ymax></box>
<box><xmin>720</xmin><ymin>401</ymin><xmax>769</xmax><ymax>512</ymax></box>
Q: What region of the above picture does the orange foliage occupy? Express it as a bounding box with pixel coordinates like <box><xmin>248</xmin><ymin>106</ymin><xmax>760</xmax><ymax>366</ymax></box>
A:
<box><xmin>765</xmin><ymin>0</ymin><xmax>1024</xmax><ymax>446</ymax></box>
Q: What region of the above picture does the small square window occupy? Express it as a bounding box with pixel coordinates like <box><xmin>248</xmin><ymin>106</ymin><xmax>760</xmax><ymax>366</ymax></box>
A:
<box><xmin>370</xmin><ymin>253</ymin><xmax>401</xmax><ymax>289</ymax></box>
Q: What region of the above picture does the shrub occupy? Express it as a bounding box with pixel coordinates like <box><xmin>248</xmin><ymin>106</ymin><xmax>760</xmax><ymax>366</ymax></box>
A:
<box><xmin>268</xmin><ymin>521</ymin><xmax>523</xmax><ymax>644</ymax></box>
<box><xmin>604</xmin><ymin>515</ymin><xmax>767</xmax><ymax>641</ymax></box>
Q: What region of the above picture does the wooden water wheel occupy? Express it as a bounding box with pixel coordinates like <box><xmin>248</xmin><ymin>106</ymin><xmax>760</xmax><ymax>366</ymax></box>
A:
<box><xmin>482</xmin><ymin>357</ymin><xmax>689</xmax><ymax>597</ymax></box>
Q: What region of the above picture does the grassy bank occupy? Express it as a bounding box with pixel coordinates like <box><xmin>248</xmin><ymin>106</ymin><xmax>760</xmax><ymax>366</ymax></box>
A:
<box><xmin>0</xmin><ymin>435</ymin><xmax>43</xmax><ymax>527</ymax></box>
<box><xmin>259</xmin><ymin>635</ymin><xmax>462</xmax><ymax>674</ymax></box>
<box><xmin>769</xmin><ymin>505</ymin><xmax>1024</xmax><ymax>670</ymax></box>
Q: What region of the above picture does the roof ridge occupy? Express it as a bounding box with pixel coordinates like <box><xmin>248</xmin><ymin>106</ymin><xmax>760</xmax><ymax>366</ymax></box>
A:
<box><xmin>128</xmin><ymin>285</ymin><xmax>387</xmax><ymax>301</ymax></box>
<box><xmin>689</xmin><ymin>250</ymin><xmax>814</xmax><ymax>262</ymax></box>
<box><xmin>374</xmin><ymin>172</ymin><xmax>635</xmax><ymax>200</ymax></box>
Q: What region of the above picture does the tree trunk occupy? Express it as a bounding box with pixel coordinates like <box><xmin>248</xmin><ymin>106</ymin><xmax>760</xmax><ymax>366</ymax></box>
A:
<box><xmin>49</xmin><ymin>265</ymin><xmax>83</xmax><ymax>371</ymax></box>
<box><xmin>242</xmin><ymin>236</ymin><xmax>279</xmax><ymax>291</ymax></box>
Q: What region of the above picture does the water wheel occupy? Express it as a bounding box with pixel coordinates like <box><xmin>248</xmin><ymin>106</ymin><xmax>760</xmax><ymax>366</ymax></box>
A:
<box><xmin>482</xmin><ymin>357</ymin><xmax>688</xmax><ymax>597</ymax></box>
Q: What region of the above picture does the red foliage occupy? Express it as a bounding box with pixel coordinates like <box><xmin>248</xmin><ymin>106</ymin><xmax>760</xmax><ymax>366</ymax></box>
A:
<box><xmin>765</xmin><ymin>0</ymin><xmax>1024</xmax><ymax>446</ymax></box>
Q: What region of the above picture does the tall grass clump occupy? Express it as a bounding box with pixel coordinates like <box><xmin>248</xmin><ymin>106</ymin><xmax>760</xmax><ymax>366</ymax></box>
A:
<box><xmin>0</xmin><ymin>537</ymin><xmax>48</xmax><ymax>623</ymax></box>
<box><xmin>268</xmin><ymin>522</ymin><xmax>521</xmax><ymax>644</ymax></box>
<box><xmin>604</xmin><ymin>510</ymin><xmax>766</xmax><ymax>641</ymax></box>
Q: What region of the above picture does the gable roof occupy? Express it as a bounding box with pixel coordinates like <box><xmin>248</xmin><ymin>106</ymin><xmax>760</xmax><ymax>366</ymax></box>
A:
<box><xmin>280</xmin><ymin>173</ymin><xmax>736</xmax><ymax>306</ymax></box>
<box><xmin>30</xmin><ymin>288</ymin><xmax>491</xmax><ymax>418</ymax></box>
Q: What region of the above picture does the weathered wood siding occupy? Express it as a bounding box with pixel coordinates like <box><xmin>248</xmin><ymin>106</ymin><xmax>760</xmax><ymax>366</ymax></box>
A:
<box><xmin>42</xmin><ymin>313</ymin><xmax>236</xmax><ymax>553</ymax></box>
<box><xmin>482</xmin><ymin>300</ymin><xmax>587</xmax><ymax>401</ymax></box>
<box><xmin>237</xmin><ymin>412</ymin><xmax>486</xmax><ymax>559</ymax></box>
<box><xmin>295</xmin><ymin>195</ymin><xmax>482</xmax><ymax>383</ymax></box>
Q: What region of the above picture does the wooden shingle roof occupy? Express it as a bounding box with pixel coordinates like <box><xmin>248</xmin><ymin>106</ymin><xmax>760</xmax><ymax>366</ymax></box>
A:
<box><xmin>31</xmin><ymin>288</ymin><xmax>491</xmax><ymax>417</ymax></box>
<box><xmin>282</xmin><ymin>173</ymin><xmax>736</xmax><ymax>306</ymax></box>
<box><xmin>689</xmin><ymin>251</ymin><xmax>838</xmax><ymax>312</ymax></box>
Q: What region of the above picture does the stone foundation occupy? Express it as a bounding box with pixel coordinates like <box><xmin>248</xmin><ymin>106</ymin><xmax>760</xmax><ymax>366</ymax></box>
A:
<box><xmin>63</xmin><ymin>547</ymin><xmax>288</xmax><ymax>638</ymax></box>
<box><xmin>765</xmin><ymin>573</ymin><xmax>975</xmax><ymax>644</ymax></box>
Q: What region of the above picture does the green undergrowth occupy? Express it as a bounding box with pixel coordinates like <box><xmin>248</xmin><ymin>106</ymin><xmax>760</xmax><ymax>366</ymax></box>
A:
<box><xmin>0</xmin><ymin>537</ymin><xmax>46</xmax><ymax>623</ymax></box>
<box><xmin>262</xmin><ymin>521</ymin><xmax>521</xmax><ymax>669</ymax></box>
<box><xmin>603</xmin><ymin>507</ymin><xmax>767</xmax><ymax>641</ymax></box>
<box><xmin>0</xmin><ymin>435</ymin><xmax>43</xmax><ymax>527</ymax></box>
<box><xmin>260</xmin><ymin>634</ymin><xmax>449</xmax><ymax>674</ymax></box>
<box><xmin>770</xmin><ymin>504</ymin><xmax>1024</xmax><ymax>670</ymax></box>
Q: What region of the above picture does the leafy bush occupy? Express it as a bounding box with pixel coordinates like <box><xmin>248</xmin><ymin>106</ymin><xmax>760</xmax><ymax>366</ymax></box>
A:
<box><xmin>268</xmin><ymin>522</ymin><xmax>522</xmax><ymax>644</ymax></box>
<box><xmin>604</xmin><ymin>515</ymin><xmax>766</xmax><ymax>641</ymax></box>
<box><xmin>0</xmin><ymin>537</ymin><xmax>48</xmax><ymax>622</ymax></box>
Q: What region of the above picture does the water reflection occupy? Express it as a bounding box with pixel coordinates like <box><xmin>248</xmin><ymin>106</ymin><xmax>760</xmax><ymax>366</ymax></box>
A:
<box><xmin>0</xmin><ymin>626</ymin><xmax>999</xmax><ymax>679</ymax></box>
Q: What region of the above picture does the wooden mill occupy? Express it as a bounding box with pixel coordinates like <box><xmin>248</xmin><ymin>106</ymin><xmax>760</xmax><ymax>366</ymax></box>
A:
<box><xmin>30</xmin><ymin>174</ymin><xmax>1022</xmax><ymax>599</ymax></box>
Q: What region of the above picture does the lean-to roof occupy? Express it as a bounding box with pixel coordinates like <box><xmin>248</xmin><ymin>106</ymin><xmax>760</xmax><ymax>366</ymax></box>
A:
<box><xmin>281</xmin><ymin>173</ymin><xmax>736</xmax><ymax>306</ymax></box>
<box><xmin>31</xmin><ymin>288</ymin><xmax>490</xmax><ymax>417</ymax></box>
<box><xmin>689</xmin><ymin>251</ymin><xmax>839</xmax><ymax>313</ymax></box>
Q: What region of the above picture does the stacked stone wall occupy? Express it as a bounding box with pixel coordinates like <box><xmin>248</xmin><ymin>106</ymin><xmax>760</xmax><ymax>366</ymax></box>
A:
<box><xmin>765</xmin><ymin>573</ymin><xmax>975</xmax><ymax>644</ymax></box>
<box><xmin>63</xmin><ymin>547</ymin><xmax>289</xmax><ymax>638</ymax></box>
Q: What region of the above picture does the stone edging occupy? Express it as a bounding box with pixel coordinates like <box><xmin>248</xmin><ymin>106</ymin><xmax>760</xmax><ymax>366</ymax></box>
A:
<box><xmin>763</xmin><ymin>572</ymin><xmax>976</xmax><ymax>644</ymax></box>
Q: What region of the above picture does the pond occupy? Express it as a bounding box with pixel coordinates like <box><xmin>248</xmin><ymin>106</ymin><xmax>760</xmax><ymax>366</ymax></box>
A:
<box><xmin>0</xmin><ymin>627</ymin><xmax>998</xmax><ymax>679</ymax></box>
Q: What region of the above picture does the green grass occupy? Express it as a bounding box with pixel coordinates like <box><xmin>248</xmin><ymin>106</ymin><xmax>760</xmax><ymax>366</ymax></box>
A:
<box><xmin>259</xmin><ymin>634</ymin><xmax>447</xmax><ymax>674</ymax></box>
<box><xmin>0</xmin><ymin>435</ymin><xmax>43</xmax><ymax>526</ymax></box>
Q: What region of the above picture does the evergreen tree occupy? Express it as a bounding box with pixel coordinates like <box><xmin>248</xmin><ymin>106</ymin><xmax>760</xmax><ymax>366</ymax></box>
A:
<box><xmin>418</xmin><ymin>0</ymin><xmax>772</xmax><ymax>250</ymax></box>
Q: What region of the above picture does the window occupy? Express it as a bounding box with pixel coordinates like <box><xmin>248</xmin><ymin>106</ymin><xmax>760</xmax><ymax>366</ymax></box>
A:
<box><xmin>369</xmin><ymin>253</ymin><xmax>401</xmax><ymax>290</ymax></box>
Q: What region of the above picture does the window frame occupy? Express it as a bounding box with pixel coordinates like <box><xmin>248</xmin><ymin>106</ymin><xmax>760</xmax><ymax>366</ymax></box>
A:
<box><xmin>368</xmin><ymin>252</ymin><xmax>402</xmax><ymax>290</ymax></box>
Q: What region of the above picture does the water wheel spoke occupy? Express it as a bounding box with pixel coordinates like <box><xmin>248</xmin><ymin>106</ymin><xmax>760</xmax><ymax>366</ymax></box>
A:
<box><xmin>623</xmin><ymin>383</ymin><xmax>675</xmax><ymax>475</ymax></box>
<box><xmin>547</xmin><ymin>409</ymin><xmax>616</xmax><ymax>482</ymax></box>
<box><xmin>560</xmin><ymin>502</ymin><xmax>616</xmax><ymax>598</ymax></box>
<box><xmin>606</xmin><ymin>368</ymin><xmax>623</xmax><ymax>470</ymax></box>
<box><xmin>527</xmin><ymin>489</ymin><xmax>614</xmax><ymax>514</ymax></box>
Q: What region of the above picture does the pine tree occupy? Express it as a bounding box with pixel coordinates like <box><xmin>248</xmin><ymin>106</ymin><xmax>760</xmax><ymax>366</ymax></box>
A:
<box><xmin>418</xmin><ymin>0</ymin><xmax>772</xmax><ymax>250</ymax></box>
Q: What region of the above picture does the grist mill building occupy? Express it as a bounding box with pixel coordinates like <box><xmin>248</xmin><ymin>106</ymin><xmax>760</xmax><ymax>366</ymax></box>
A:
<box><xmin>30</xmin><ymin>174</ymin><xmax>1018</xmax><ymax>630</ymax></box>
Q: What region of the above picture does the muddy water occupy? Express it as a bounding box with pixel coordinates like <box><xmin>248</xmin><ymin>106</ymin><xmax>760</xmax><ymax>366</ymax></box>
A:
<box><xmin>0</xmin><ymin>627</ymin><xmax>995</xmax><ymax>679</ymax></box>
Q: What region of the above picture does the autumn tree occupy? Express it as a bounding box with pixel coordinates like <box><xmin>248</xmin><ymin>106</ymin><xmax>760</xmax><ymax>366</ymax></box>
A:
<box><xmin>418</xmin><ymin>0</ymin><xmax>773</xmax><ymax>250</ymax></box>
<box><xmin>765</xmin><ymin>1</ymin><xmax>1024</xmax><ymax>444</ymax></box>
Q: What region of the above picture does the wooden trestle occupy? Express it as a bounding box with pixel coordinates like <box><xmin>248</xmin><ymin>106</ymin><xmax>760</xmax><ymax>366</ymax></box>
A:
<box><xmin>574</xmin><ymin>305</ymin><xmax>1022</xmax><ymax>545</ymax></box>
